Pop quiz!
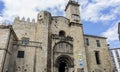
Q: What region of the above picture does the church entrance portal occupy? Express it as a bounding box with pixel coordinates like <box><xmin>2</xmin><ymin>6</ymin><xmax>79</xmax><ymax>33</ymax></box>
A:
<box><xmin>55</xmin><ymin>55</ymin><xmax>74</xmax><ymax>72</ymax></box>
<box><xmin>53</xmin><ymin>42</ymin><xmax>74</xmax><ymax>72</ymax></box>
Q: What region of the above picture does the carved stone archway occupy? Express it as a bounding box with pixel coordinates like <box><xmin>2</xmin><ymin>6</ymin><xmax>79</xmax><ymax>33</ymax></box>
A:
<box><xmin>53</xmin><ymin>41</ymin><xmax>74</xmax><ymax>72</ymax></box>
<box><xmin>55</xmin><ymin>55</ymin><xmax>74</xmax><ymax>72</ymax></box>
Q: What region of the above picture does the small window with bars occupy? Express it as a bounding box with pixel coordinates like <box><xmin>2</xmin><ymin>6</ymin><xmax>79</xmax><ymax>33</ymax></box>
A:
<box><xmin>17</xmin><ymin>51</ymin><xmax>25</xmax><ymax>58</ymax></box>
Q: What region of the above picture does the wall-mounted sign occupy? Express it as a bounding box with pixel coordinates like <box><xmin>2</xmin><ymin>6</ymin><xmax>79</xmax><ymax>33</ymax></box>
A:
<box><xmin>78</xmin><ymin>54</ymin><xmax>84</xmax><ymax>67</ymax></box>
<box><xmin>79</xmin><ymin>60</ymin><xmax>84</xmax><ymax>66</ymax></box>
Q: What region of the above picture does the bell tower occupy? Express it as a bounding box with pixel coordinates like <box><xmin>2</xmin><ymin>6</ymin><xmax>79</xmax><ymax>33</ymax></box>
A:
<box><xmin>64</xmin><ymin>1</ymin><xmax>88</xmax><ymax>72</ymax></box>
<box><xmin>65</xmin><ymin>0</ymin><xmax>81</xmax><ymax>24</ymax></box>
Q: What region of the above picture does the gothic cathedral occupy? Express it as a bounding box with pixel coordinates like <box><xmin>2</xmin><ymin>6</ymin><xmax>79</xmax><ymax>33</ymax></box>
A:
<box><xmin>0</xmin><ymin>0</ymin><xmax>113</xmax><ymax>72</ymax></box>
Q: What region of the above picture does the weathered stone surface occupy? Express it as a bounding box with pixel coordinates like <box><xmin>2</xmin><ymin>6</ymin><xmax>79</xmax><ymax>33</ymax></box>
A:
<box><xmin>0</xmin><ymin>0</ymin><xmax>113</xmax><ymax>72</ymax></box>
<box><xmin>84</xmin><ymin>35</ymin><xmax>113</xmax><ymax>72</ymax></box>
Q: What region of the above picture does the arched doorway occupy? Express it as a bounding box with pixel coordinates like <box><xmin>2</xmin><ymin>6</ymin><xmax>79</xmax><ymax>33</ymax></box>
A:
<box><xmin>55</xmin><ymin>55</ymin><xmax>74</xmax><ymax>72</ymax></box>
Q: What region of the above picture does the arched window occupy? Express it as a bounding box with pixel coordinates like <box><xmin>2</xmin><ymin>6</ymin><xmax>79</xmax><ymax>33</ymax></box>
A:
<box><xmin>59</xmin><ymin>30</ymin><xmax>65</xmax><ymax>37</ymax></box>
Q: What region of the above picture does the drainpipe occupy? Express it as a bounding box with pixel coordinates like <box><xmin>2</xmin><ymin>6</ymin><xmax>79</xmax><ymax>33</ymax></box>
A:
<box><xmin>33</xmin><ymin>47</ymin><xmax>37</xmax><ymax>72</ymax></box>
<box><xmin>84</xmin><ymin>45</ymin><xmax>90</xmax><ymax>72</ymax></box>
<box><xmin>1</xmin><ymin>28</ymin><xmax>12</xmax><ymax>72</ymax></box>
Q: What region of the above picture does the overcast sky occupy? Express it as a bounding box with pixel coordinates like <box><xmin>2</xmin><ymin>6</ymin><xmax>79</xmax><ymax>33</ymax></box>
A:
<box><xmin>0</xmin><ymin>0</ymin><xmax>120</xmax><ymax>48</ymax></box>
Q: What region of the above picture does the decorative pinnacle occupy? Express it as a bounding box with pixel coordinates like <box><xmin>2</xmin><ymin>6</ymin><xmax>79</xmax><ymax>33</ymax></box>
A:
<box><xmin>32</xmin><ymin>19</ymin><xmax>35</xmax><ymax>23</ymax></box>
<box><xmin>27</xmin><ymin>18</ymin><xmax>30</xmax><ymax>22</ymax></box>
<box><xmin>15</xmin><ymin>16</ymin><xmax>20</xmax><ymax>21</ymax></box>
<box><xmin>22</xmin><ymin>17</ymin><xmax>25</xmax><ymax>21</ymax></box>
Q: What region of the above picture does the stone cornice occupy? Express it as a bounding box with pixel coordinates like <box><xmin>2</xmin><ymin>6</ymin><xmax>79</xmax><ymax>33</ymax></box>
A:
<box><xmin>69</xmin><ymin>22</ymin><xmax>82</xmax><ymax>27</ymax></box>
<box><xmin>84</xmin><ymin>34</ymin><xmax>107</xmax><ymax>39</ymax></box>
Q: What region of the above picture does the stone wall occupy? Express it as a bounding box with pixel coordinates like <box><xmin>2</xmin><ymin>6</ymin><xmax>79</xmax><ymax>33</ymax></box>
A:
<box><xmin>13</xmin><ymin>16</ymin><xmax>41</xmax><ymax>72</ymax></box>
<box><xmin>0</xmin><ymin>25</ymin><xmax>18</xmax><ymax>72</ymax></box>
<box><xmin>13</xmin><ymin>16</ymin><xmax>36</xmax><ymax>41</ymax></box>
<box><xmin>12</xmin><ymin>11</ymin><xmax>52</xmax><ymax>72</ymax></box>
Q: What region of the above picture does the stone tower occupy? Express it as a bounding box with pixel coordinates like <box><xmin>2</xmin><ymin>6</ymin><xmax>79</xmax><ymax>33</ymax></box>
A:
<box><xmin>65</xmin><ymin>0</ymin><xmax>81</xmax><ymax>23</ymax></box>
<box><xmin>65</xmin><ymin>0</ymin><xmax>88</xmax><ymax>72</ymax></box>
<box><xmin>36</xmin><ymin>11</ymin><xmax>52</xmax><ymax>72</ymax></box>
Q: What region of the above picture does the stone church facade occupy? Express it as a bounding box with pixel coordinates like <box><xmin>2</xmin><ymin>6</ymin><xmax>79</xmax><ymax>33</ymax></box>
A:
<box><xmin>0</xmin><ymin>0</ymin><xmax>113</xmax><ymax>72</ymax></box>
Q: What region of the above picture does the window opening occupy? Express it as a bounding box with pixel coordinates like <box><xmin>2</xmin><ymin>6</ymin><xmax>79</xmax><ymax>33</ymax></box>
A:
<box><xmin>59</xmin><ymin>30</ymin><xmax>65</xmax><ymax>37</ymax></box>
<box><xmin>85</xmin><ymin>38</ymin><xmax>89</xmax><ymax>46</ymax></box>
<box><xmin>17</xmin><ymin>51</ymin><xmax>25</xmax><ymax>58</ymax></box>
<box><xmin>72</xmin><ymin>14</ymin><xmax>79</xmax><ymax>22</ymax></box>
<box><xmin>96</xmin><ymin>40</ymin><xmax>101</xmax><ymax>47</ymax></box>
<box><xmin>115</xmin><ymin>50</ymin><xmax>119</xmax><ymax>57</ymax></box>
